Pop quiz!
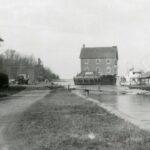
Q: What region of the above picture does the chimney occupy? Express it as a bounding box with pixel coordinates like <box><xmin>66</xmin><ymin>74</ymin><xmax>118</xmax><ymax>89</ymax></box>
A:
<box><xmin>83</xmin><ymin>44</ymin><xmax>85</xmax><ymax>48</ymax></box>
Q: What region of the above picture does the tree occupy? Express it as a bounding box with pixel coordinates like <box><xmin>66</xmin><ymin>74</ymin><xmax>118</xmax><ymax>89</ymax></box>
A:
<box><xmin>0</xmin><ymin>50</ymin><xmax>59</xmax><ymax>81</ymax></box>
<box><xmin>0</xmin><ymin>73</ymin><xmax>9</xmax><ymax>88</ymax></box>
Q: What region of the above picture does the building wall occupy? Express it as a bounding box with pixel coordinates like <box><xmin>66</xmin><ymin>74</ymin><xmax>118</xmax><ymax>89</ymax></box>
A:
<box><xmin>81</xmin><ymin>58</ymin><xmax>118</xmax><ymax>75</ymax></box>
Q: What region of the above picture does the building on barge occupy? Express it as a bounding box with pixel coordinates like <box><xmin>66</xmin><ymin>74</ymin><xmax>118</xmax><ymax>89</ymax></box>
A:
<box><xmin>129</xmin><ymin>72</ymin><xmax>150</xmax><ymax>91</ymax></box>
<box><xmin>74</xmin><ymin>45</ymin><xmax>118</xmax><ymax>85</ymax></box>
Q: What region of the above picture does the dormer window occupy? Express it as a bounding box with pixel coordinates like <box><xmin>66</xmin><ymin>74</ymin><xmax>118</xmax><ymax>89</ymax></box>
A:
<box><xmin>84</xmin><ymin>59</ymin><xmax>88</xmax><ymax>64</ymax></box>
<box><xmin>96</xmin><ymin>59</ymin><xmax>101</xmax><ymax>64</ymax></box>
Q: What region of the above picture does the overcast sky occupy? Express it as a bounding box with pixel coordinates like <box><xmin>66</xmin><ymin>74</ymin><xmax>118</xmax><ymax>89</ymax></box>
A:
<box><xmin>0</xmin><ymin>0</ymin><xmax>150</xmax><ymax>78</ymax></box>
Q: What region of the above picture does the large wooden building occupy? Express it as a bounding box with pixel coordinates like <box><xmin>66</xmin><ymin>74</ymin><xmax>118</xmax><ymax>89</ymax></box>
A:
<box><xmin>80</xmin><ymin>45</ymin><xmax>118</xmax><ymax>75</ymax></box>
<box><xmin>74</xmin><ymin>45</ymin><xmax>118</xmax><ymax>85</ymax></box>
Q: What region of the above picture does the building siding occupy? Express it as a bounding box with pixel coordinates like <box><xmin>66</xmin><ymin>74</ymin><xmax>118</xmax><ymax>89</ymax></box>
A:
<box><xmin>81</xmin><ymin>58</ymin><xmax>117</xmax><ymax>75</ymax></box>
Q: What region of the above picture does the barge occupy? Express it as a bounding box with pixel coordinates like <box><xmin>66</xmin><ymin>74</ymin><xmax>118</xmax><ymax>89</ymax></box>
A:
<box><xmin>74</xmin><ymin>72</ymin><xmax>116</xmax><ymax>85</ymax></box>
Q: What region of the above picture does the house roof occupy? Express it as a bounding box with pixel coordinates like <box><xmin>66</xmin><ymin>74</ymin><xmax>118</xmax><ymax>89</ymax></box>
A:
<box><xmin>80</xmin><ymin>46</ymin><xmax>118</xmax><ymax>59</ymax></box>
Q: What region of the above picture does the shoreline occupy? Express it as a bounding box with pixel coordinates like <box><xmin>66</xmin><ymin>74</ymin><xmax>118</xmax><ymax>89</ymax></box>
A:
<box><xmin>73</xmin><ymin>91</ymin><xmax>147</xmax><ymax>131</ymax></box>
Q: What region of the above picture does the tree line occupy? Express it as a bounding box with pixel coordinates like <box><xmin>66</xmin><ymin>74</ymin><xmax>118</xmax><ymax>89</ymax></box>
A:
<box><xmin>0</xmin><ymin>49</ymin><xmax>59</xmax><ymax>82</ymax></box>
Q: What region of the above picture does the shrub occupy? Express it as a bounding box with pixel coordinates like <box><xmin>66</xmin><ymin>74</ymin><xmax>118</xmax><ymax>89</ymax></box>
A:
<box><xmin>0</xmin><ymin>73</ymin><xmax>9</xmax><ymax>88</ymax></box>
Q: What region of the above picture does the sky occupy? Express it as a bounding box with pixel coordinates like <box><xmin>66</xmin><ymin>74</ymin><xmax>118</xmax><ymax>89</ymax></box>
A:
<box><xmin>0</xmin><ymin>0</ymin><xmax>150</xmax><ymax>78</ymax></box>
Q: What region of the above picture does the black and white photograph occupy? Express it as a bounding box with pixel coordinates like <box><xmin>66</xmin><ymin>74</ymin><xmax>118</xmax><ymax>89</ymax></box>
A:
<box><xmin>1</xmin><ymin>0</ymin><xmax>150</xmax><ymax>149</ymax></box>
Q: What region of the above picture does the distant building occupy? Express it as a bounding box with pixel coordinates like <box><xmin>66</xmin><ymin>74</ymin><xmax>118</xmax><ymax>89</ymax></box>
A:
<box><xmin>80</xmin><ymin>45</ymin><xmax>118</xmax><ymax>76</ymax></box>
<box><xmin>5</xmin><ymin>65</ymin><xmax>35</xmax><ymax>83</ymax></box>
<box><xmin>17</xmin><ymin>66</ymin><xmax>35</xmax><ymax>83</ymax></box>
<box><xmin>74</xmin><ymin>45</ymin><xmax>119</xmax><ymax>85</ymax></box>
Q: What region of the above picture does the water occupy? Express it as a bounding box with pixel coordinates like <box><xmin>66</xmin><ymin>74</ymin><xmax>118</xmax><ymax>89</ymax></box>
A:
<box><xmin>55</xmin><ymin>79</ymin><xmax>150</xmax><ymax>130</ymax></box>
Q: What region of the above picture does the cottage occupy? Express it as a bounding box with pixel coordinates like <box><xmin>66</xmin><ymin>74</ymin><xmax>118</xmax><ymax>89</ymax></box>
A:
<box><xmin>74</xmin><ymin>45</ymin><xmax>118</xmax><ymax>85</ymax></box>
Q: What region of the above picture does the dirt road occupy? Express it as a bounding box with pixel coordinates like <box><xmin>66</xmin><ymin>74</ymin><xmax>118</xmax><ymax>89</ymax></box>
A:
<box><xmin>0</xmin><ymin>89</ymin><xmax>49</xmax><ymax>150</ymax></box>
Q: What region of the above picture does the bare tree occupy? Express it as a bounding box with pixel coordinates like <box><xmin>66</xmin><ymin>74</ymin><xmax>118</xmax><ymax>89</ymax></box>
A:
<box><xmin>1</xmin><ymin>49</ymin><xmax>59</xmax><ymax>80</ymax></box>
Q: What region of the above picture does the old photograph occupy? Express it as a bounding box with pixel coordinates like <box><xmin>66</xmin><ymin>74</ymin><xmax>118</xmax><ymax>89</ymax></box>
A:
<box><xmin>0</xmin><ymin>0</ymin><xmax>150</xmax><ymax>149</ymax></box>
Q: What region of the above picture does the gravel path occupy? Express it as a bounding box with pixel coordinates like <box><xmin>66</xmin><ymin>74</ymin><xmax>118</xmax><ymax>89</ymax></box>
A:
<box><xmin>0</xmin><ymin>89</ymin><xmax>49</xmax><ymax>150</ymax></box>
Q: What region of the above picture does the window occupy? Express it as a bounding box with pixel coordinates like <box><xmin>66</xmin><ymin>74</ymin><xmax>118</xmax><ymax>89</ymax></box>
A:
<box><xmin>107</xmin><ymin>67</ymin><xmax>111</xmax><ymax>74</ymax></box>
<box><xmin>84</xmin><ymin>59</ymin><xmax>88</xmax><ymax>64</ymax></box>
<box><xmin>114</xmin><ymin>65</ymin><xmax>117</xmax><ymax>73</ymax></box>
<box><xmin>96</xmin><ymin>59</ymin><xmax>101</xmax><ymax>64</ymax></box>
<box><xmin>96</xmin><ymin>67</ymin><xmax>101</xmax><ymax>74</ymax></box>
<box><xmin>85</xmin><ymin>66</ymin><xmax>89</xmax><ymax>72</ymax></box>
<box><xmin>106</xmin><ymin>59</ymin><xmax>110</xmax><ymax>64</ymax></box>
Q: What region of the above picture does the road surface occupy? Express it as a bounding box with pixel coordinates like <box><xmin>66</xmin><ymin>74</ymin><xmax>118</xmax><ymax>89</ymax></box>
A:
<box><xmin>0</xmin><ymin>89</ymin><xmax>49</xmax><ymax>150</ymax></box>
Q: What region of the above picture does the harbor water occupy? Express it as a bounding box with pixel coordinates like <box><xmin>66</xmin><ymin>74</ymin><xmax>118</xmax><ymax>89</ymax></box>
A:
<box><xmin>55</xmin><ymin>79</ymin><xmax>150</xmax><ymax>130</ymax></box>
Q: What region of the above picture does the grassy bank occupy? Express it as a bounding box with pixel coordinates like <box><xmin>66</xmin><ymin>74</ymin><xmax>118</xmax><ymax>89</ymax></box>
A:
<box><xmin>0</xmin><ymin>83</ymin><xmax>59</xmax><ymax>98</ymax></box>
<box><xmin>0</xmin><ymin>86</ymin><xmax>26</xmax><ymax>98</ymax></box>
<box><xmin>4</xmin><ymin>89</ymin><xmax>150</xmax><ymax>150</ymax></box>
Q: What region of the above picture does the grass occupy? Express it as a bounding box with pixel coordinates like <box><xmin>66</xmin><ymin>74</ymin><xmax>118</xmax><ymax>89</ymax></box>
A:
<box><xmin>0</xmin><ymin>86</ymin><xmax>26</xmax><ymax>98</ymax></box>
<box><xmin>3</xmin><ymin>88</ymin><xmax>150</xmax><ymax>150</ymax></box>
